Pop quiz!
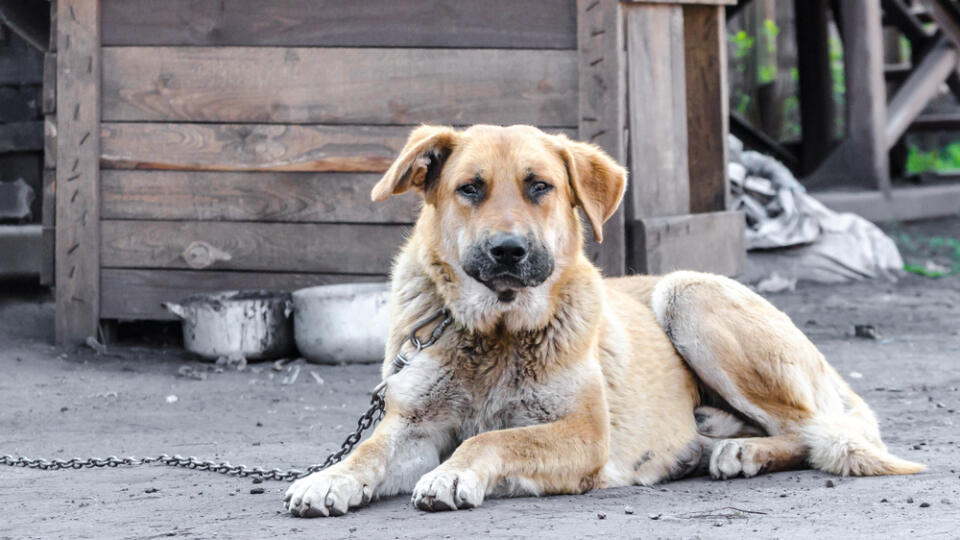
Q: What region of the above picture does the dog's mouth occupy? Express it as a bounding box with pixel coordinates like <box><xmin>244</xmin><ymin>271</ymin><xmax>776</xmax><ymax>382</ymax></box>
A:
<box><xmin>483</xmin><ymin>274</ymin><xmax>526</xmax><ymax>302</ymax></box>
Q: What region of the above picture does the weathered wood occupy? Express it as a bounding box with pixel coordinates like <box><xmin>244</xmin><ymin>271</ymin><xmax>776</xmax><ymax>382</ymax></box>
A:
<box><xmin>630</xmin><ymin>211</ymin><xmax>746</xmax><ymax>276</ymax></box>
<box><xmin>794</xmin><ymin>0</ymin><xmax>835</xmax><ymax>176</ymax></box>
<box><xmin>100</xmin><ymin>0</ymin><xmax>576</xmax><ymax>49</ymax></box>
<box><xmin>44</xmin><ymin>114</ymin><xmax>56</xmax><ymax>169</ymax></box>
<box><xmin>101</xmin><ymin>269</ymin><xmax>386</xmax><ymax>321</ymax></box>
<box><xmin>0</xmin><ymin>85</ymin><xmax>42</xmax><ymax>122</ymax></box>
<box><xmin>100</xmin><ymin>220</ymin><xmax>410</xmax><ymax>274</ymax></box>
<box><xmin>40</xmin><ymin>169</ymin><xmax>55</xmax><ymax>286</ymax></box>
<box><xmin>99</xmin><ymin>123</ymin><xmax>578</xmax><ymax>172</ymax></box>
<box><xmin>0</xmin><ymin>0</ymin><xmax>51</xmax><ymax>52</ymax></box>
<box><xmin>55</xmin><ymin>0</ymin><xmax>101</xmax><ymax>344</ymax></box>
<box><xmin>814</xmin><ymin>184</ymin><xmax>960</xmax><ymax>222</ymax></box>
<box><xmin>0</xmin><ymin>225</ymin><xmax>42</xmax><ymax>276</ymax></box>
<box><xmin>42</xmin><ymin>52</ymin><xmax>55</xmax><ymax>114</ymax></box>
<box><xmin>684</xmin><ymin>4</ymin><xmax>729</xmax><ymax>214</ymax></box>
<box><xmin>49</xmin><ymin>0</ymin><xmax>56</xmax><ymax>51</ymax></box>
<box><xmin>0</xmin><ymin>28</ymin><xmax>43</xmax><ymax>84</ymax></box>
<box><xmin>624</xmin><ymin>4</ymin><xmax>689</xmax><ymax>219</ymax></box>
<box><xmin>102</xmin><ymin>47</ymin><xmax>578</xmax><ymax>126</ymax></box>
<box><xmin>882</xmin><ymin>0</ymin><xmax>931</xmax><ymax>44</ymax></box>
<box><xmin>886</xmin><ymin>37</ymin><xmax>958</xmax><ymax>148</ymax></box>
<box><xmin>578</xmin><ymin>0</ymin><xmax>626</xmax><ymax>276</ymax></box>
<box><xmin>101</xmin><ymin>170</ymin><xmax>421</xmax><ymax>224</ymax></box>
<box><xmin>0</xmin><ymin>121</ymin><xmax>42</xmax><ymax>152</ymax></box>
<box><xmin>909</xmin><ymin>111</ymin><xmax>960</xmax><ymax>131</ymax></box>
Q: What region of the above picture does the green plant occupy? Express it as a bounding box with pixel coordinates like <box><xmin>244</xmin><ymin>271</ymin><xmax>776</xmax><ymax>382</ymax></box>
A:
<box><xmin>905</xmin><ymin>142</ymin><xmax>960</xmax><ymax>175</ymax></box>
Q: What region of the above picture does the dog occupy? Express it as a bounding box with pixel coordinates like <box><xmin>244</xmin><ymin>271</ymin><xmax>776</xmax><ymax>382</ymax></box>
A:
<box><xmin>284</xmin><ymin>124</ymin><xmax>923</xmax><ymax>517</ymax></box>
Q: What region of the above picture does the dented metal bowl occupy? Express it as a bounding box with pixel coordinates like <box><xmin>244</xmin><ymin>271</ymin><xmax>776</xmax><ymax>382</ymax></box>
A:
<box><xmin>163</xmin><ymin>290</ymin><xmax>295</xmax><ymax>361</ymax></box>
<box><xmin>293</xmin><ymin>282</ymin><xmax>391</xmax><ymax>364</ymax></box>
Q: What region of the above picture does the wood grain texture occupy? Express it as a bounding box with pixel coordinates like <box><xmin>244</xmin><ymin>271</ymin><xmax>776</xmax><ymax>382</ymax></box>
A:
<box><xmin>101</xmin><ymin>268</ymin><xmax>386</xmax><ymax>320</ymax></box>
<box><xmin>625</xmin><ymin>4</ymin><xmax>690</xmax><ymax>218</ymax></box>
<box><xmin>100</xmin><ymin>0</ymin><xmax>576</xmax><ymax>49</ymax></box>
<box><xmin>101</xmin><ymin>170</ymin><xmax>421</xmax><ymax>224</ymax></box>
<box><xmin>55</xmin><ymin>0</ymin><xmax>101</xmax><ymax>344</ymax></box>
<box><xmin>631</xmin><ymin>211</ymin><xmax>745</xmax><ymax>276</ymax></box>
<box><xmin>684</xmin><ymin>4</ymin><xmax>729</xmax><ymax>214</ymax></box>
<box><xmin>99</xmin><ymin>123</ymin><xmax>578</xmax><ymax>172</ymax></box>
<box><xmin>44</xmin><ymin>115</ymin><xmax>56</xmax><ymax>169</ymax></box>
<box><xmin>40</xmin><ymin>169</ymin><xmax>55</xmax><ymax>286</ymax></box>
<box><xmin>102</xmin><ymin>47</ymin><xmax>578</xmax><ymax>126</ymax></box>
<box><xmin>886</xmin><ymin>38</ymin><xmax>958</xmax><ymax>147</ymax></box>
<box><xmin>100</xmin><ymin>220</ymin><xmax>410</xmax><ymax>273</ymax></box>
<box><xmin>578</xmin><ymin>0</ymin><xmax>626</xmax><ymax>276</ymax></box>
<box><xmin>42</xmin><ymin>52</ymin><xmax>56</xmax><ymax>114</ymax></box>
<box><xmin>0</xmin><ymin>121</ymin><xmax>43</xmax><ymax>152</ymax></box>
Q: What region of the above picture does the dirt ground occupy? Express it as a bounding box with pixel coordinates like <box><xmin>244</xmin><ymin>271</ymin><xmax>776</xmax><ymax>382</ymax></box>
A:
<box><xmin>3</xmin><ymin>221</ymin><xmax>960</xmax><ymax>539</ymax></box>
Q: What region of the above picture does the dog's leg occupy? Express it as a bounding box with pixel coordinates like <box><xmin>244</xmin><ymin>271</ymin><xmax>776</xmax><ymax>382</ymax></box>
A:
<box><xmin>704</xmin><ymin>434</ymin><xmax>808</xmax><ymax>479</ymax></box>
<box><xmin>411</xmin><ymin>380</ymin><xmax>608</xmax><ymax>511</ymax></box>
<box><xmin>285</xmin><ymin>413</ymin><xmax>449</xmax><ymax>517</ymax></box>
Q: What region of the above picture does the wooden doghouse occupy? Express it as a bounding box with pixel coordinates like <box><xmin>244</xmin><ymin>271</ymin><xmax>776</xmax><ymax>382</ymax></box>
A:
<box><xmin>49</xmin><ymin>0</ymin><xmax>742</xmax><ymax>344</ymax></box>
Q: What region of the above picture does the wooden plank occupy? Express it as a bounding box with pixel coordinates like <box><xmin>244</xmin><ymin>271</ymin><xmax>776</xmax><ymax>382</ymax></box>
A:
<box><xmin>578</xmin><ymin>0</ymin><xmax>626</xmax><ymax>276</ymax></box>
<box><xmin>0</xmin><ymin>225</ymin><xmax>42</xmax><ymax>276</ymax></box>
<box><xmin>0</xmin><ymin>85</ymin><xmax>42</xmax><ymax>122</ymax></box>
<box><xmin>99</xmin><ymin>123</ymin><xmax>578</xmax><ymax>173</ymax></box>
<box><xmin>55</xmin><ymin>0</ymin><xmax>101</xmax><ymax>344</ymax></box>
<box><xmin>909</xmin><ymin>111</ymin><xmax>960</xmax><ymax>131</ymax></box>
<box><xmin>101</xmin><ymin>268</ymin><xmax>386</xmax><ymax>321</ymax></box>
<box><xmin>0</xmin><ymin>28</ymin><xmax>43</xmax><ymax>84</ymax></box>
<box><xmin>0</xmin><ymin>121</ymin><xmax>43</xmax><ymax>152</ymax></box>
<box><xmin>886</xmin><ymin>38</ymin><xmax>958</xmax><ymax>147</ymax></box>
<box><xmin>101</xmin><ymin>170</ymin><xmax>421</xmax><ymax>224</ymax></box>
<box><xmin>684</xmin><ymin>4</ymin><xmax>729</xmax><ymax>214</ymax></box>
<box><xmin>0</xmin><ymin>0</ymin><xmax>51</xmax><ymax>52</ymax></box>
<box><xmin>624</xmin><ymin>4</ymin><xmax>689</xmax><ymax>219</ymax></box>
<box><xmin>40</xmin><ymin>169</ymin><xmax>55</xmax><ymax>286</ymax></box>
<box><xmin>100</xmin><ymin>220</ymin><xmax>410</xmax><ymax>274</ymax></box>
<box><xmin>630</xmin><ymin>211</ymin><xmax>745</xmax><ymax>276</ymax></box>
<box><xmin>794</xmin><ymin>0</ymin><xmax>835</xmax><ymax>176</ymax></box>
<box><xmin>42</xmin><ymin>52</ymin><xmax>55</xmax><ymax>114</ymax></box>
<box><xmin>100</xmin><ymin>0</ymin><xmax>576</xmax><ymax>49</ymax></box>
<box><xmin>49</xmin><ymin>0</ymin><xmax>56</xmax><ymax>52</ymax></box>
<box><xmin>44</xmin><ymin>114</ymin><xmax>56</xmax><ymax>169</ymax></box>
<box><xmin>101</xmin><ymin>47</ymin><xmax>578</xmax><ymax>126</ymax></box>
<box><xmin>814</xmin><ymin>184</ymin><xmax>960</xmax><ymax>222</ymax></box>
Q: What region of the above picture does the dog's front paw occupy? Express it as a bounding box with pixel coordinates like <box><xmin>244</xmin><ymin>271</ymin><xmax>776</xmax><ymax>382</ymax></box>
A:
<box><xmin>709</xmin><ymin>439</ymin><xmax>766</xmax><ymax>480</ymax></box>
<box><xmin>284</xmin><ymin>469</ymin><xmax>372</xmax><ymax>517</ymax></box>
<box><xmin>412</xmin><ymin>468</ymin><xmax>485</xmax><ymax>511</ymax></box>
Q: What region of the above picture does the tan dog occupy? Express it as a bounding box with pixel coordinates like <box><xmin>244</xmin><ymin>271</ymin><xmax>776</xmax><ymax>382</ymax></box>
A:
<box><xmin>285</xmin><ymin>124</ymin><xmax>923</xmax><ymax>517</ymax></box>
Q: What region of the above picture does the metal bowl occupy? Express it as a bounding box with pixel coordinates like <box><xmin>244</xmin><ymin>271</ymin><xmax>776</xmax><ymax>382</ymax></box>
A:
<box><xmin>293</xmin><ymin>282</ymin><xmax>391</xmax><ymax>364</ymax></box>
<box><xmin>163</xmin><ymin>290</ymin><xmax>294</xmax><ymax>361</ymax></box>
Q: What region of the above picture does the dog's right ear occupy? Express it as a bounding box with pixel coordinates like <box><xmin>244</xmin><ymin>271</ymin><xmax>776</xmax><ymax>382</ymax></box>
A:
<box><xmin>371</xmin><ymin>125</ymin><xmax>459</xmax><ymax>202</ymax></box>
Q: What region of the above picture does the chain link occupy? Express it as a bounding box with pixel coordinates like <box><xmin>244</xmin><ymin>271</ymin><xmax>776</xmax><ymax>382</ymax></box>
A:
<box><xmin>2</xmin><ymin>308</ymin><xmax>453</xmax><ymax>483</ymax></box>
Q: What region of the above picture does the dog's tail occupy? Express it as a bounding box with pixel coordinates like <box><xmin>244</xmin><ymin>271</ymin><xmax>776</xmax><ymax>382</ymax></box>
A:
<box><xmin>803</xmin><ymin>414</ymin><xmax>924</xmax><ymax>476</ymax></box>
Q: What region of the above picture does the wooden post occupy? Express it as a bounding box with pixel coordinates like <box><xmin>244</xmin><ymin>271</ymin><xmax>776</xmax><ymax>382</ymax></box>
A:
<box><xmin>683</xmin><ymin>4</ymin><xmax>729</xmax><ymax>213</ymax></box>
<box><xmin>794</xmin><ymin>0</ymin><xmax>835</xmax><ymax>176</ymax></box>
<box><xmin>578</xmin><ymin>0</ymin><xmax>627</xmax><ymax>276</ymax></box>
<box><xmin>55</xmin><ymin>0</ymin><xmax>101</xmax><ymax>344</ymax></box>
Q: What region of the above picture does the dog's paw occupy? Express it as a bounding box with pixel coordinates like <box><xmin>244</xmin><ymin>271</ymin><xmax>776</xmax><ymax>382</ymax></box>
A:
<box><xmin>284</xmin><ymin>470</ymin><xmax>372</xmax><ymax>517</ymax></box>
<box><xmin>709</xmin><ymin>439</ymin><xmax>765</xmax><ymax>480</ymax></box>
<box><xmin>411</xmin><ymin>468</ymin><xmax>485</xmax><ymax>511</ymax></box>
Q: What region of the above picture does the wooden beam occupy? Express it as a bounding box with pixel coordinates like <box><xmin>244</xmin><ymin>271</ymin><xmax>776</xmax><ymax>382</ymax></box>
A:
<box><xmin>886</xmin><ymin>37</ymin><xmax>958</xmax><ymax>148</ymax></box>
<box><xmin>100</xmin><ymin>170</ymin><xmax>421</xmax><ymax>224</ymax></box>
<box><xmin>100</xmin><ymin>0</ymin><xmax>576</xmax><ymax>49</ymax></box>
<box><xmin>629</xmin><ymin>211</ymin><xmax>745</xmax><ymax>276</ymax></box>
<box><xmin>578</xmin><ymin>0</ymin><xmax>626</xmax><ymax>276</ymax></box>
<box><xmin>909</xmin><ymin>111</ymin><xmax>960</xmax><ymax>130</ymax></box>
<box><xmin>624</xmin><ymin>3</ymin><xmax>689</xmax><ymax>220</ymax></box>
<box><xmin>101</xmin><ymin>47</ymin><xmax>578</xmax><ymax>126</ymax></box>
<box><xmin>100</xmin><ymin>220</ymin><xmax>410</xmax><ymax>274</ymax></box>
<box><xmin>882</xmin><ymin>0</ymin><xmax>931</xmax><ymax>44</ymax></box>
<box><xmin>729</xmin><ymin>112</ymin><xmax>799</xmax><ymax>169</ymax></box>
<box><xmin>101</xmin><ymin>269</ymin><xmax>386</xmax><ymax>321</ymax></box>
<box><xmin>814</xmin><ymin>184</ymin><xmax>960</xmax><ymax>222</ymax></box>
<box><xmin>40</xmin><ymin>169</ymin><xmax>54</xmax><ymax>286</ymax></box>
<box><xmin>0</xmin><ymin>121</ymin><xmax>43</xmax><ymax>152</ymax></box>
<box><xmin>684</xmin><ymin>4</ymin><xmax>730</xmax><ymax>214</ymax></box>
<box><xmin>794</xmin><ymin>0</ymin><xmax>835</xmax><ymax>176</ymax></box>
<box><xmin>55</xmin><ymin>0</ymin><xmax>101</xmax><ymax>344</ymax></box>
<box><xmin>42</xmin><ymin>52</ymin><xmax>56</xmax><ymax>114</ymax></box>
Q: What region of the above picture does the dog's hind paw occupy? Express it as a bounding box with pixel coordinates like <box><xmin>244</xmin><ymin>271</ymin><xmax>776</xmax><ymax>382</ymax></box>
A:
<box><xmin>284</xmin><ymin>469</ymin><xmax>372</xmax><ymax>518</ymax></box>
<box><xmin>412</xmin><ymin>468</ymin><xmax>485</xmax><ymax>511</ymax></box>
<box><xmin>709</xmin><ymin>439</ymin><xmax>766</xmax><ymax>480</ymax></box>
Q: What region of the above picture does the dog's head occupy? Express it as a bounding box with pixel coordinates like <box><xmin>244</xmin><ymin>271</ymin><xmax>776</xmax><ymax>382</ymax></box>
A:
<box><xmin>372</xmin><ymin>125</ymin><xmax>626</xmax><ymax>319</ymax></box>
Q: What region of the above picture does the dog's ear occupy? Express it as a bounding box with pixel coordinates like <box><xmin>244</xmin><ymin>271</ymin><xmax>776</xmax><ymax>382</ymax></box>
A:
<box><xmin>558</xmin><ymin>137</ymin><xmax>627</xmax><ymax>243</ymax></box>
<box><xmin>371</xmin><ymin>125</ymin><xmax>460</xmax><ymax>202</ymax></box>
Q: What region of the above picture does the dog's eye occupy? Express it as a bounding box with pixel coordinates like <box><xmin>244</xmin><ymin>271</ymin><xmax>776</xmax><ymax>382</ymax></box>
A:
<box><xmin>457</xmin><ymin>183</ymin><xmax>482</xmax><ymax>198</ymax></box>
<box><xmin>529</xmin><ymin>181</ymin><xmax>553</xmax><ymax>197</ymax></box>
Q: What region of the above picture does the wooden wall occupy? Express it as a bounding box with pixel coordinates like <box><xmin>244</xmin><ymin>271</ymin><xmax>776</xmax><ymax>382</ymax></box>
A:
<box><xmin>51</xmin><ymin>0</ymin><xmax>582</xmax><ymax>326</ymax></box>
<box><xmin>0</xmin><ymin>27</ymin><xmax>43</xmax><ymax>221</ymax></box>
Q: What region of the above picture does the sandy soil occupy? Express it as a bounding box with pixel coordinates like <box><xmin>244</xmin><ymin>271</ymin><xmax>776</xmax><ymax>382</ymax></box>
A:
<box><xmin>2</xmin><ymin>247</ymin><xmax>960</xmax><ymax>538</ymax></box>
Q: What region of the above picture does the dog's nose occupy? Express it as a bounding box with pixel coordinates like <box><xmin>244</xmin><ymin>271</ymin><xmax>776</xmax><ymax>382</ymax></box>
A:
<box><xmin>488</xmin><ymin>233</ymin><xmax>528</xmax><ymax>265</ymax></box>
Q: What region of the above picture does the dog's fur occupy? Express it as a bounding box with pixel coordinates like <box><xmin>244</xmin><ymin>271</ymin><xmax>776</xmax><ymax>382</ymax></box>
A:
<box><xmin>285</xmin><ymin>124</ymin><xmax>923</xmax><ymax>517</ymax></box>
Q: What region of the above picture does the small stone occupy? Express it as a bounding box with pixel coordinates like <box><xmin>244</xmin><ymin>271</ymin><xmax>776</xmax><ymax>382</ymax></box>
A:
<box><xmin>145</xmin><ymin>487</ymin><xmax>159</xmax><ymax>494</ymax></box>
<box><xmin>919</xmin><ymin>502</ymin><xmax>930</xmax><ymax>508</ymax></box>
<box><xmin>825</xmin><ymin>480</ymin><xmax>835</xmax><ymax>488</ymax></box>
<box><xmin>250</xmin><ymin>487</ymin><xmax>265</xmax><ymax>495</ymax></box>
<box><xmin>907</xmin><ymin>497</ymin><xmax>914</xmax><ymax>504</ymax></box>
<box><xmin>165</xmin><ymin>395</ymin><xmax>178</xmax><ymax>404</ymax></box>
<box><xmin>940</xmin><ymin>498</ymin><xmax>951</xmax><ymax>505</ymax></box>
<box><xmin>854</xmin><ymin>325</ymin><xmax>878</xmax><ymax>339</ymax></box>
<box><xmin>60</xmin><ymin>406</ymin><xmax>68</xmax><ymax>412</ymax></box>
<box><xmin>913</xmin><ymin>444</ymin><xmax>923</xmax><ymax>450</ymax></box>
<box><xmin>349</xmin><ymin>527</ymin><xmax>357</xmax><ymax>533</ymax></box>
<box><xmin>648</xmin><ymin>514</ymin><xmax>661</xmax><ymax>520</ymax></box>
<box><xmin>252</xmin><ymin>477</ymin><xmax>263</xmax><ymax>484</ymax></box>
<box><xmin>256</xmin><ymin>421</ymin><xmax>263</xmax><ymax>427</ymax></box>
<box><xmin>881</xmin><ymin>498</ymin><xmax>888</xmax><ymax>503</ymax></box>
<box><xmin>624</xmin><ymin>505</ymin><xmax>635</xmax><ymax>515</ymax></box>
<box><xmin>597</xmin><ymin>511</ymin><xmax>607</xmax><ymax>520</ymax></box>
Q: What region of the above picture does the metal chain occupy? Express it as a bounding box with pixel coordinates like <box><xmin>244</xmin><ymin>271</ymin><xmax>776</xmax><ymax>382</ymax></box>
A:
<box><xmin>1</xmin><ymin>308</ymin><xmax>453</xmax><ymax>483</ymax></box>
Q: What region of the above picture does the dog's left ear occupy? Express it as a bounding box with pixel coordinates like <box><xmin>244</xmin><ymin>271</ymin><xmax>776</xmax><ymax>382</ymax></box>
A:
<box><xmin>371</xmin><ymin>125</ymin><xmax>460</xmax><ymax>202</ymax></box>
<box><xmin>558</xmin><ymin>137</ymin><xmax>628</xmax><ymax>243</ymax></box>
